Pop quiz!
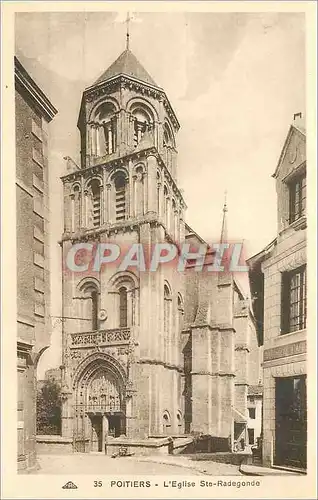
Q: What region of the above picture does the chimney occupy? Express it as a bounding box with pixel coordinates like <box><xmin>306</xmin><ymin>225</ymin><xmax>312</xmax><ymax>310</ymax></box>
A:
<box><xmin>293</xmin><ymin>112</ymin><xmax>302</xmax><ymax>121</ymax></box>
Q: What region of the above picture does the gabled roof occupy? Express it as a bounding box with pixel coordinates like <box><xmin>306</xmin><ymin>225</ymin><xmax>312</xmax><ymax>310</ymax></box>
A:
<box><xmin>93</xmin><ymin>49</ymin><xmax>159</xmax><ymax>88</ymax></box>
<box><xmin>272</xmin><ymin>123</ymin><xmax>306</xmax><ymax>179</ymax></box>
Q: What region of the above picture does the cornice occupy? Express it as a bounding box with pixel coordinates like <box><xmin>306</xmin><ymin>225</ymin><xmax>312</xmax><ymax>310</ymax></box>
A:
<box><xmin>14</xmin><ymin>57</ymin><xmax>57</xmax><ymax>122</ymax></box>
<box><xmin>61</xmin><ymin>147</ymin><xmax>187</xmax><ymax>208</ymax></box>
<box><xmin>60</xmin><ymin>215</ymin><xmax>181</xmax><ymax>245</ymax></box>
<box><xmin>191</xmin><ymin>370</ymin><xmax>235</xmax><ymax>377</ymax></box>
<box><xmin>83</xmin><ymin>74</ymin><xmax>180</xmax><ymax>130</ymax></box>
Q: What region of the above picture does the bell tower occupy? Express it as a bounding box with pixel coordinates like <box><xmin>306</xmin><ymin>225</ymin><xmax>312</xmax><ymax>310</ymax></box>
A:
<box><xmin>61</xmin><ymin>46</ymin><xmax>187</xmax><ymax>447</ymax></box>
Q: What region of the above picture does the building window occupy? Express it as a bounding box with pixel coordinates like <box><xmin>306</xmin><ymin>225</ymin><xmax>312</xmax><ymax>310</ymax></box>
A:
<box><xmin>176</xmin><ymin>412</ymin><xmax>183</xmax><ymax>433</ymax></box>
<box><xmin>177</xmin><ymin>294</ymin><xmax>184</xmax><ymax>334</ymax></box>
<box><xmin>91</xmin><ymin>290</ymin><xmax>99</xmax><ymax>331</ymax></box>
<box><xmin>162</xmin><ymin>412</ymin><xmax>171</xmax><ymax>435</ymax></box>
<box><xmin>119</xmin><ymin>287</ymin><xmax>128</xmax><ymax>327</ymax></box>
<box><xmin>248</xmin><ymin>408</ymin><xmax>256</xmax><ymax>419</ymax></box>
<box><xmin>92</xmin><ymin>102</ymin><xmax>117</xmax><ymax>156</ymax></box>
<box><xmin>164</xmin><ymin>283</ymin><xmax>171</xmax><ymax>360</ymax></box>
<box><xmin>281</xmin><ymin>265</ymin><xmax>307</xmax><ymax>334</ymax></box>
<box><xmin>157</xmin><ymin>171</ymin><xmax>161</xmax><ymax>215</ymax></box>
<box><xmin>133</xmin><ymin>119</ymin><xmax>147</xmax><ymax>147</ymax></box>
<box><xmin>131</xmin><ymin>105</ymin><xmax>154</xmax><ymax>147</ymax></box>
<box><xmin>163</xmin><ymin>123</ymin><xmax>174</xmax><ymax>170</ymax></box>
<box><xmin>103</xmin><ymin>117</ymin><xmax>117</xmax><ymax>155</ymax></box>
<box><xmin>114</xmin><ymin>174</ymin><xmax>127</xmax><ymax>221</ymax></box>
<box><xmin>89</xmin><ymin>179</ymin><xmax>101</xmax><ymax>227</ymax></box>
<box><xmin>248</xmin><ymin>428</ymin><xmax>255</xmax><ymax>445</ymax></box>
<box><xmin>289</xmin><ymin>173</ymin><xmax>306</xmax><ymax>224</ymax></box>
<box><xmin>164</xmin><ymin>186</ymin><xmax>169</xmax><ymax>229</ymax></box>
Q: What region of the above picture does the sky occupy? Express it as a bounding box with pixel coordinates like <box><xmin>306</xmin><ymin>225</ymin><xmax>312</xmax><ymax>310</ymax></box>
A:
<box><xmin>15</xmin><ymin>11</ymin><xmax>306</xmax><ymax>378</ymax></box>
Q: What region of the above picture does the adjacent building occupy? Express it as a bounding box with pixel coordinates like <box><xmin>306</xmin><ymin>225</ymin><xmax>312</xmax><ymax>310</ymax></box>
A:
<box><xmin>248</xmin><ymin>114</ymin><xmax>307</xmax><ymax>471</ymax></box>
<box><xmin>247</xmin><ymin>384</ymin><xmax>263</xmax><ymax>446</ymax></box>
<box><xmin>15</xmin><ymin>57</ymin><xmax>57</xmax><ymax>471</ymax></box>
<box><xmin>59</xmin><ymin>47</ymin><xmax>259</xmax><ymax>455</ymax></box>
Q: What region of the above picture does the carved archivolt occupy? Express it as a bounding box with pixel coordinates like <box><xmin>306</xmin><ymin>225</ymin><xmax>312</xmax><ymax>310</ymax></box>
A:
<box><xmin>72</xmin><ymin>351</ymin><xmax>127</xmax><ymax>390</ymax></box>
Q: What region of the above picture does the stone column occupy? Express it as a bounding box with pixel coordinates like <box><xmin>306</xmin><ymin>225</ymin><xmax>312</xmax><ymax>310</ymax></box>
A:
<box><xmin>80</xmin><ymin>177</ymin><xmax>85</xmax><ymax>229</ymax></box>
<box><xmin>146</xmin><ymin>155</ymin><xmax>157</xmax><ymax>215</ymax></box>
<box><xmin>102</xmin><ymin>415</ymin><xmax>109</xmax><ymax>453</ymax></box>
<box><xmin>105</xmin><ymin>183</ymin><xmax>111</xmax><ymax>224</ymax></box>
<box><xmin>61</xmin><ymin>389</ymin><xmax>73</xmax><ymax>439</ymax></box>
<box><xmin>86</xmin><ymin>124</ymin><xmax>91</xmax><ymax>168</ymax></box>
<box><xmin>70</xmin><ymin>194</ymin><xmax>75</xmax><ymax>232</ymax></box>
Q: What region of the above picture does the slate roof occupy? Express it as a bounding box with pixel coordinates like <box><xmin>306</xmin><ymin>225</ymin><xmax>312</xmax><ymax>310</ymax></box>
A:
<box><xmin>93</xmin><ymin>49</ymin><xmax>158</xmax><ymax>88</ymax></box>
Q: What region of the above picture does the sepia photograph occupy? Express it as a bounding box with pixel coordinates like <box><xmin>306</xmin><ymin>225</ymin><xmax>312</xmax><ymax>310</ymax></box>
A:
<box><xmin>1</xmin><ymin>2</ymin><xmax>317</xmax><ymax>499</ymax></box>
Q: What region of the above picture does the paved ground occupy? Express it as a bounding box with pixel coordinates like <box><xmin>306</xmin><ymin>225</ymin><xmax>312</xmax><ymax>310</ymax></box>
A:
<box><xmin>34</xmin><ymin>453</ymin><xmax>242</xmax><ymax>476</ymax></box>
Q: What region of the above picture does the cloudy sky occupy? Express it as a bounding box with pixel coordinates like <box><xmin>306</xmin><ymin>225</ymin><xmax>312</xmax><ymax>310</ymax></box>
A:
<box><xmin>15</xmin><ymin>10</ymin><xmax>305</xmax><ymax>377</ymax></box>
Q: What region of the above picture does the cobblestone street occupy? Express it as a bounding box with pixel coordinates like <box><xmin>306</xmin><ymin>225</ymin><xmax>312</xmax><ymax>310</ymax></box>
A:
<box><xmin>34</xmin><ymin>453</ymin><xmax>242</xmax><ymax>476</ymax></box>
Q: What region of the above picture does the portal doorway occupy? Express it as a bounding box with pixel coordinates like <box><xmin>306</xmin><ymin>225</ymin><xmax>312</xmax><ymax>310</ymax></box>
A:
<box><xmin>108</xmin><ymin>415</ymin><xmax>123</xmax><ymax>437</ymax></box>
<box><xmin>275</xmin><ymin>375</ymin><xmax>307</xmax><ymax>470</ymax></box>
<box><xmin>90</xmin><ymin>415</ymin><xmax>103</xmax><ymax>452</ymax></box>
<box><xmin>89</xmin><ymin>413</ymin><xmax>125</xmax><ymax>452</ymax></box>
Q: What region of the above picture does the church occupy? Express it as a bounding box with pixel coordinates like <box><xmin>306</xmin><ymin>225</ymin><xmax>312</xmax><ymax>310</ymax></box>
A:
<box><xmin>59</xmin><ymin>42</ymin><xmax>259</xmax><ymax>455</ymax></box>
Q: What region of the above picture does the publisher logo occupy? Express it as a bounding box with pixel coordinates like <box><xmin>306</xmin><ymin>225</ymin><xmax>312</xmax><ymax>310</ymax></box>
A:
<box><xmin>62</xmin><ymin>481</ymin><xmax>78</xmax><ymax>489</ymax></box>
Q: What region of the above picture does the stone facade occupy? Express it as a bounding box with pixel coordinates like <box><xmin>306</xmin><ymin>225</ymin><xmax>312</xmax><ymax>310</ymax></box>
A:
<box><xmin>248</xmin><ymin>116</ymin><xmax>307</xmax><ymax>470</ymax></box>
<box><xmin>15</xmin><ymin>57</ymin><xmax>57</xmax><ymax>471</ymax></box>
<box><xmin>60</xmin><ymin>49</ymin><xmax>258</xmax><ymax>453</ymax></box>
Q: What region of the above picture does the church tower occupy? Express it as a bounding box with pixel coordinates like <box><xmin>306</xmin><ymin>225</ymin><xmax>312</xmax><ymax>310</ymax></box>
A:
<box><xmin>60</xmin><ymin>46</ymin><xmax>187</xmax><ymax>451</ymax></box>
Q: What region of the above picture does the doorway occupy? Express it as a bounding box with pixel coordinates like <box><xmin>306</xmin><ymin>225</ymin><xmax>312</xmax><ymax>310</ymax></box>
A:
<box><xmin>89</xmin><ymin>413</ymin><xmax>125</xmax><ymax>451</ymax></box>
<box><xmin>90</xmin><ymin>415</ymin><xmax>103</xmax><ymax>452</ymax></box>
<box><xmin>107</xmin><ymin>415</ymin><xmax>122</xmax><ymax>437</ymax></box>
<box><xmin>275</xmin><ymin>375</ymin><xmax>307</xmax><ymax>470</ymax></box>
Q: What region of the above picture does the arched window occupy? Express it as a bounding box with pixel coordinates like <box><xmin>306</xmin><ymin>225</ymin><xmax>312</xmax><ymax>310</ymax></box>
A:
<box><xmin>71</xmin><ymin>184</ymin><xmax>81</xmax><ymax>231</ymax></box>
<box><xmin>108</xmin><ymin>272</ymin><xmax>139</xmax><ymax>329</ymax></box>
<box><xmin>176</xmin><ymin>411</ymin><xmax>183</xmax><ymax>433</ymax></box>
<box><xmin>90</xmin><ymin>179</ymin><xmax>101</xmax><ymax>227</ymax></box>
<box><xmin>130</xmin><ymin>105</ymin><xmax>154</xmax><ymax>147</ymax></box>
<box><xmin>157</xmin><ymin>172</ymin><xmax>161</xmax><ymax>215</ymax></box>
<box><xmin>164</xmin><ymin>185</ymin><xmax>169</xmax><ymax>229</ymax></box>
<box><xmin>91</xmin><ymin>290</ymin><xmax>99</xmax><ymax>331</ymax></box>
<box><xmin>77</xmin><ymin>279</ymin><xmax>100</xmax><ymax>332</ymax></box>
<box><xmin>171</xmin><ymin>199</ymin><xmax>176</xmax><ymax>236</ymax></box>
<box><xmin>177</xmin><ymin>294</ymin><xmax>184</xmax><ymax>334</ymax></box>
<box><xmin>92</xmin><ymin>102</ymin><xmax>117</xmax><ymax>156</ymax></box>
<box><xmin>119</xmin><ymin>287</ymin><xmax>128</xmax><ymax>328</ymax></box>
<box><xmin>163</xmin><ymin>123</ymin><xmax>175</xmax><ymax>170</ymax></box>
<box><xmin>135</xmin><ymin>166</ymin><xmax>145</xmax><ymax>216</ymax></box>
<box><xmin>164</xmin><ymin>283</ymin><xmax>171</xmax><ymax>361</ymax></box>
<box><xmin>162</xmin><ymin>411</ymin><xmax>171</xmax><ymax>435</ymax></box>
<box><xmin>114</xmin><ymin>174</ymin><xmax>127</xmax><ymax>222</ymax></box>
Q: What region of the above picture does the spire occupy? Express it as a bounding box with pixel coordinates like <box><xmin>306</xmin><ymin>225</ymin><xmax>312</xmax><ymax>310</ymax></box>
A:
<box><xmin>218</xmin><ymin>190</ymin><xmax>232</xmax><ymax>285</ymax></box>
<box><xmin>220</xmin><ymin>190</ymin><xmax>228</xmax><ymax>244</ymax></box>
<box><xmin>126</xmin><ymin>12</ymin><xmax>131</xmax><ymax>50</ymax></box>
